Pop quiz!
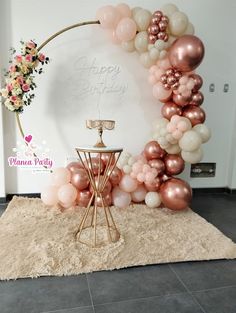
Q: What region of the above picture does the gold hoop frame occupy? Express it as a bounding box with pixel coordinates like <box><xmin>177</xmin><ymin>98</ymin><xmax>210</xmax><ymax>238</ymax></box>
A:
<box><xmin>15</xmin><ymin>20</ymin><xmax>100</xmax><ymax>140</ymax></box>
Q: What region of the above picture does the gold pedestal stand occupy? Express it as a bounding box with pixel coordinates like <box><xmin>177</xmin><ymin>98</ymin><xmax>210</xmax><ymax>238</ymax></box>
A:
<box><xmin>74</xmin><ymin>120</ymin><xmax>123</xmax><ymax>248</ymax></box>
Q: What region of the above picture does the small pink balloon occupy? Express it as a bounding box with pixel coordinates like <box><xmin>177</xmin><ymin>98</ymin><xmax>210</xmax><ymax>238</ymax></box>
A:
<box><xmin>164</xmin><ymin>154</ymin><xmax>185</xmax><ymax>176</ymax></box>
<box><xmin>109</xmin><ymin>167</ymin><xmax>122</xmax><ymax>186</ymax></box>
<box><xmin>97</xmin><ymin>193</ymin><xmax>112</xmax><ymax>207</ymax></box>
<box><xmin>116</xmin><ymin>3</ymin><xmax>131</xmax><ymax>18</ymax></box>
<box><xmin>161</xmin><ymin>102</ymin><xmax>182</xmax><ymax>120</ymax></box>
<box><xmin>77</xmin><ymin>189</ymin><xmax>92</xmax><ymax>207</ymax></box>
<box><xmin>41</xmin><ymin>185</ymin><xmax>58</xmax><ymax>206</ymax></box>
<box><xmin>71</xmin><ymin>168</ymin><xmax>89</xmax><ymax>191</ymax></box>
<box><xmin>116</xmin><ymin>17</ymin><xmax>137</xmax><ymax>42</ymax></box>
<box><xmin>148</xmin><ymin>74</ymin><xmax>157</xmax><ymax>85</ymax></box>
<box><xmin>144</xmin><ymin>177</ymin><xmax>162</xmax><ymax>192</ymax></box>
<box><xmin>131</xmin><ymin>185</ymin><xmax>147</xmax><ymax>203</ymax></box>
<box><xmin>58</xmin><ymin>183</ymin><xmax>77</xmax><ymax>204</ymax></box>
<box><xmin>119</xmin><ymin>174</ymin><xmax>138</xmax><ymax>193</ymax></box>
<box><xmin>112</xmin><ymin>186</ymin><xmax>131</xmax><ymax>208</ymax></box>
<box><xmin>145</xmin><ymin>172</ymin><xmax>156</xmax><ymax>182</ymax></box>
<box><xmin>66</xmin><ymin>162</ymin><xmax>83</xmax><ymax>173</ymax></box>
<box><xmin>96</xmin><ymin>5</ymin><xmax>120</xmax><ymax>29</ymax></box>
<box><xmin>51</xmin><ymin>167</ymin><xmax>71</xmax><ymax>187</ymax></box>
<box><xmin>189</xmin><ymin>91</ymin><xmax>204</xmax><ymax>106</ymax></box>
<box><xmin>148</xmin><ymin>159</ymin><xmax>165</xmax><ymax>176</ymax></box>
<box><xmin>144</xmin><ymin>141</ymin><xmax>166</xmax><ymax>160</ymax></box>
<box><xmin>182</xmin><ymin>105</ymin><xmax>206</xmax><ymax>126</ymax></box>
<box><xmin>153</xmin><ymin>82</ymin><xmax>172</xmax><ymax>102</ymax></box>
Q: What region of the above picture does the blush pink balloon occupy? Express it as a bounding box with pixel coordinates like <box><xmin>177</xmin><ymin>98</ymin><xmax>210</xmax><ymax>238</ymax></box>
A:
<box><xmin>96</xmin><ymin>5</ymin><xmax>120</xmax><ymax>29</ymax></box>
<box><xmin>144</xmin><ymin>141</ymin><xmax>166</xmax><ymax>160</ymax></box>
<box><xmin>71</xmin><ymin>168</ymin><xmax>89</xmax><ymax>191</ymax></box>
<box><xmin>160</xmin><ymin>178</ymin><xmax>192</xmax><ymax>211</ymax></box>
<box><xmin>169</xmin><ymin>35</ymin><xmax>205</xmax><ymax>72</ymax></box>
<box><xmin>51</xmin><ymin>167</ymin><xmax>71</xmax><ymax>187</ymax></box>
<box><xmin>148</xmin><ymin>159</ymin><xmax>165</xmax><ymax>175</ymax></box>
<box><xmin>66</xmin><ymin>161</ymin><xmax>83</xmax><ymax>173</ymax></box>
<box><xmin>189</xmin><ymin>91</ymin><xmax>204</xmax><ymax>106</ymax></box>
<box><xmin>153</xmin><ymin>82</ymin><xmax>172</xmax><ymax>102</ymax></box>
<box><xmin>41</xmin><ymin>185</ymin><xmax>58</xmax><ymax>206</ymax></box>
<box><xmin>119</xmin><ymin>174</ymin><xmax>138</xmax><ymax>193</ymax></box>
<box><xmin>173</xmin><ymin>93</ymin><xmax>191</xmax><ymax>107</ymax></box>
<box><xmin>131</xmin><ymin>185</ymin><xmax>147</xmax><ymax>203</ymax></box>
<box><xmin>110</xmin><ymin>30</ymin><xmax>121</xmax><ymax>44</ymax></box>
<box><xmin>164</xmin><ymin>154</ymin><xmax>185</xmax><ymax>176</ymax></box>
<box><xmin>77</xmin><ymin>189</ymin><xmax>92</xmax><ymax>207</ymax></box>
<box><xmin>57</xmin><ymin>183</ymin><xmax>77</xmax><ymax>204</ymax></box>
<box><xmin>182</xmin><ymin>105</ymin><xmax>206</xmax><ymax>126</ymax></box>
<box><xmin>112</xmin><ymin>186</ymin><xmax>131</xmax><ymax>208</ymax></box>
<box><xmin>97</xmin><ymin>193</ymin><xmax>112</xmax><ymax>207</ymax></box>
<box><xmin>116</xmin><ymin>3</ymin><xmax>131</xmax><ymax>17</ymax></box>
<box><xmin>190</xmin><ymin>74</ymin><xmax>203</xmax><ymax>92</ymax></box>
<box><xmin>109</xmin><ymin>167</ymin><xmax>122</xmax><ymax>186</ymax></box>
<box><xmin>161</xmin><ymin>102</ymin><xmax>182</xmax><ymax>120</ymax></box>
<box><xmin>116</xmin><ymin>17</ymin><xmax>137</xmax><ymax>42</ymax></box>
<box><xmin>144</xmin><ymin>177</ymin><xmax>162</xmax><ymax>192</ymax></box>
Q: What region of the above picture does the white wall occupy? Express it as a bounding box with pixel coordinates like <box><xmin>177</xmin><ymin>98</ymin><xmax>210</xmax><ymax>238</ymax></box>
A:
<box><xmin>1</xmin><ymin>0</ymin><xmax>236</xmax><ymax>194</ymax></box>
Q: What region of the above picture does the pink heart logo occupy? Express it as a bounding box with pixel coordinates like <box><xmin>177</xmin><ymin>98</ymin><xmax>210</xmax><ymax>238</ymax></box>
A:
<box><xmin>25</xmin><ymin>135</ymin><xmax>32</xmax><ymax>143</ymax></box>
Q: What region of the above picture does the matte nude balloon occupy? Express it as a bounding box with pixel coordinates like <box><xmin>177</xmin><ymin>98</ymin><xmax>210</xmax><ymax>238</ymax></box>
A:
<box><xmin>144</xmin><ymin>141</ymin><xmax>166</xmax><ymax>160</ymax></box>
<box><xmin>71</xmin><ymin>168</ymin><xmax>89</xmax><ymax>191</ymax></box>
<box><xmin>169</xmin><ymin>35</ymin><xmax>205</xmax><ymax>72</ymax></box>
<box><xmin>160</xmin><ymin>178</ymin><xmax>192</xmax><ymax>210</ymax></box>
<box><xmin>183</xmin><ymin>105</ymin><xmax>206</xmax><ymax>126</ymax></box>
<box><xmin>77</xmin><ymin>190</ymin><xmax>92</xmax><ymax>207</ymax></box>
<box><xmin>161</xmin><ymin>102</ymin><xmax>182</xmax><ymax>120</ymax></box>
<box><xmin>164</xmin><ymin>154</ymin><xmax>185</xmax><ymax>176</ymax></box>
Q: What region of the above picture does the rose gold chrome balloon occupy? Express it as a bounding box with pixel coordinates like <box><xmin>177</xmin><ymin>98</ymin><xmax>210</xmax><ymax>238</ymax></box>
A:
<box><xmin>160</xmin><ymin>178</ymin><xmax>192</xmax><ymax>210</ymax></box>
<box><xmin>77</xmin><ymin>189</ymin><xmax>92</xmax><ymax>207</ymax></box>
<box><xmin>173</xmin><ymin>93</ymin><xmax>191</xmax><ymax>107</ymax></box>
<box><xmin>189</xmin><ymin>91</ymin><xmax>204</xmax><ymax>106</ymax></box>
<box><xmin>148</xmin><ymin>159</ymin><xmax>165</xmax><ymax>175</ymax></box>
<box><xmin>190</xmin><ymin>74</ymin><xmax>203</xmax><ymax>92</ymax></box>
<box><xmin>66</xmin><ymin>161</ymin><xmax>83</xmax><ymax>173</ymax></box>
<box><xmin>183</xmin><ymin>105</ymin><xmax>206</xmax><ymax>126</ymax></box>
<box><xmin>144</xmin><ymin>141</ymin><xmax>166</xmax><ymax>160</ymax></box>
<box><xmin>164</xmin><ymin>154</ymin><xmax>185</xmax><ymax>176</ymax></box>
<box><xmin>97</xmin><ymin>193</ymin><xmax>112</xmax><ymax>207</ymax></box>
<box><xmin>145</xmin><ymin>177</ymin><xmax>162</xmax><ymax>191</ymax></box>
<box><xmin>71</xmin><ymin>168</ymin><xmax>89</xmax><ymax>191</ymax></box>
<box><xmin>161</xmin><ymin>102</ymin><xmax>182</xmax><ymax>120</ymax></box>
<box><xmin>109</xmin><ymin>167</ymin><xmax>122</xmax><ymax>186</ymax></box>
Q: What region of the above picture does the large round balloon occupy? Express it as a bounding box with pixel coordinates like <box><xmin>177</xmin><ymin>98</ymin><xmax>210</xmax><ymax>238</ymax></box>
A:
<box><xmin>160</xmin><ymin>178</ymin><xmax>192</xmax><ymax>210</ymax></box>
<box><xmin>169</xmin><ymin>35</ymin><xmax>205</xmax><ymax>72</ymax></box>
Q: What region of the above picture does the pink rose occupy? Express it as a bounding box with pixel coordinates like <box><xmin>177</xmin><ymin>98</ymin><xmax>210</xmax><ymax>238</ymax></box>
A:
<box><xmin>38</xmin><ymin>53</ymin><xmax>45</xmax><ymax>62</ymax></box>
<box><xmin>15</xmin><ymin>55</ymin><xmax>23</xmax><ymax>63</ymax></box>
<box><xmin>22</xmin><ymin>84</ymin><xmax>30</xmax><ymax>92</ymax></box>
<box><xmin>7</xmin><ymin>84</ymin><xmax>13</xmax><ymax>92</ymax></box>
<box><xmin>9</xmin><ymin>65</ymin><xmax>16</xmax><ymax>72</ymax></box>
<box><xmin>25</xmin><ymin>54</ymin><xmax>32</xmax><ymax>62</ymax></box>
<box><xmin>26</xmin><ymin>41</ymin><xmax>36</xmax><ymax>49</ymax></box>
<box><xmin>16</xmin><ymin>76</ymin><xmax>24</xmax><ymax>85</ymax></box>
<box><xmin>10</xmin><ymin>95</ymin><xmax>17</xmax><ymax>102</ymax></box>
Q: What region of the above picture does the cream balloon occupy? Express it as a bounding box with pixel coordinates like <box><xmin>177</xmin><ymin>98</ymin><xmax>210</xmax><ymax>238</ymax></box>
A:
<box><xmin>193</xmin><ymin>124</ymin><xmax>211</xmax><ymax>143</ymax></box>
<box><xmin>134</xmin><ymin>31</ymin><xmax>149</xmax><ymax>52</ymax></box>
<box><xmin>184</xmin><ymin>22</ymin><xmax>195</xmax><ymax>35</ymax></box>
<box><xmin>121</xmin><ymin>40</ymin><xmax>135</xmax><ymax>52</ymax></box>
<box><xmin>165</xmin><ymin>144</ymin><xmax>181</xmax><ymax>154</ymax></box>
<box><xmin>149</xmin><ymin>47</ymin><xmax>160</xmax><ymax>60</ymax></box>
<box><xmin>181</xmin><ymin>148</ymin><xmax>203</xmax><ymax>164</ymax></box>
<box><xmin>169</xmin><ymin>11</ymin><xmax>189</xmax><ymax>36</ymax></box>
<box><xmin>145</xmin><ymin>192</ymin><xmax>162</xmax><ymax>208</ymax></box>
<box><xmin>131</xmin><ymin>185</ymin><xmax>147</xmax><ymax>203</ymax></box>
<box><xmin>140</xmin><ymin>52</ymin><xmax>156</xmax><ymax>68</ymax></box>
<box><xmin>161</xmin><ymin>3</ymin><xmax>178</xmax><ymax>18</ymax></box>
<box><xmin>132</xmin><ymin>7</ymin><xmax>142</xmax><ymax>18</ymax></box>
<box><xmin>179</xmin><ymin>130</ymin><xmax>202</xmax><ymax>152</ymax></box>
<box><xmin>133</xmin><ymin>9</ymin><xmax>151</xmax><ymax>31</ymax></box>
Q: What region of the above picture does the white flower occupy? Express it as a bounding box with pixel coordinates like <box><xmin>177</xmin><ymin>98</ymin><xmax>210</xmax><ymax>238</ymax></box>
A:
<box><xmin>1</xmin><ymin>89</ymin><xmax>8</xmax><ymax>98</ymax></box>
<box><xmin>5</xmin><ymin>99</ymin><xmax>15</xmax><ymax>111</ymax></box>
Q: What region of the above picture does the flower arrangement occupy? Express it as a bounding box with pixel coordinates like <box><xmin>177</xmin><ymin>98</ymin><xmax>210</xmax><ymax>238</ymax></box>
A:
<box><xmin>1</xmin><ymin>40</ymin><xmax>49</xmax><ymax>113</ymax></box>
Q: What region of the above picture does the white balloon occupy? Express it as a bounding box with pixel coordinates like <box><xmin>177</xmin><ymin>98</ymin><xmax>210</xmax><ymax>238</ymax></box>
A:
<box><xmin>140</xmin><ymin>52</ymin><xmax>156</xmax><ymax>68</ymax></box>
<box><xmin>154</xmin><ymin>39</ymin><xmax>166</xmax><ymax>51</ymax></box>
<box><xmin>169</xmin><ymin>11</ymin><xmax>189</xmax><ymax>36</ymax></box>
<box><xmin>159</xmin><ymin>50</ymin><xmax>167</xmax><ymax>59</ymax></box>
<box><xmin>132</xmin><ymin>7</ymin><xmax>142</xmax><ymax>18</ymax></box>
<box><xmin>134</xmin><ymin>31</ymin><xmax>149</xmax><ymax>52</ymax></box>
<box><xmin>161</xmin><ymin>3</ymin><xmax>178</xmax><ymax>18</ymax></box>
<box><xmin>121</xmin><ymin>40</ymin><xmax>135</xmax><ymax>52</ymax></box>
<box><xmin>131</xmin><ymin>185</ymin><xmax>147</xmax><ymax>202</ymax></box>
<box><xmin>123</xmin><ymin>164</ymin><xmax>132</xmax><ymax>174</ymax></box>
<box><xmin>145</xmin><ymin>192</ymin><xmax>162</xmax><ymax>208</ymax></box>
<box><xmin>165</xmin><ymin>144</ymin><xmax>181</xmax><ymax>154</ymax></box>
<box><xmin>184</xmin><ymin>22</ymin><xmax>195</xmax><ymax>35</ymax></box>
<box><xmin>149</xmin><ymin>47</ymin><xmax>160</xmax><ymax>60</ymax></box>
<box><xmin>133</xmin><ymin>9</ymin><xmax>151</xmax><ymax>31</ymax></box>
<box><xmin>193</xmin><ymin>124</ymin><xmax>211</xmax><ymax>143</ymax></box>
<box><xmin>181</xmin><ymin>148</ymin><xmax>203</xmax><ymax>164</ymax></box>
<box><xmin>179</xmin><ymin>130</ymin><xmax>202</xmax><ymax>152</ymax></box>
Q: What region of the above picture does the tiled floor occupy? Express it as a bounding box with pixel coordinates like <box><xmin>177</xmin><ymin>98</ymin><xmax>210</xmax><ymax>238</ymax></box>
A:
<box><xmin>0</xmin><ymin>193</ymin><xmax>236</xmax><ymax>313</ymax></box>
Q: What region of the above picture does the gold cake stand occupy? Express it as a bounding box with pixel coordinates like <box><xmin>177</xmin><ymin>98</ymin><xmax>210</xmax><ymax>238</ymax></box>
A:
<box><xmin>74</xmin><ymin>120</ymin><xmax>123</xmax><ymax>248</ymax></box>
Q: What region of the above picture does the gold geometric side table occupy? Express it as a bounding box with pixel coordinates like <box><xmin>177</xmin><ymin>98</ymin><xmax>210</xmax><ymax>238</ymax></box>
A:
<box><xmin>74</xmin><ymin>146</ymin><xmax>123</xmax><ymax>248</ymax></box>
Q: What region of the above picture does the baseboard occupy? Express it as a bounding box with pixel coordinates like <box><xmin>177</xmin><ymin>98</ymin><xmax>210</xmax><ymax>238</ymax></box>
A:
<box><xmin>2</xmin><ymin>188</ymin><xmax>236</xmax><ymax>203</ymax></box>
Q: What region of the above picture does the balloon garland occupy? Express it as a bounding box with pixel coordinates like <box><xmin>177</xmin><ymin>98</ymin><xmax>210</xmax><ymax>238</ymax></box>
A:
<box><xmin>1</xmin><ymin>3</ymin><xmax>211</xmax><ymax>211</ymax></box>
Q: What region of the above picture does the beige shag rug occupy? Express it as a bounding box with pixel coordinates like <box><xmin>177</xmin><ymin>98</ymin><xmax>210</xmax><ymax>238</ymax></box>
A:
<box><xmin>0</xmin><ymin>196</ymin><xmax>236</xmax><ymax>280</ymax></box>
